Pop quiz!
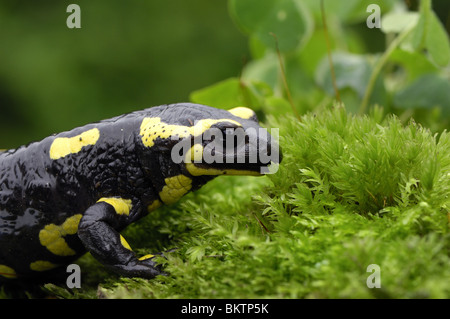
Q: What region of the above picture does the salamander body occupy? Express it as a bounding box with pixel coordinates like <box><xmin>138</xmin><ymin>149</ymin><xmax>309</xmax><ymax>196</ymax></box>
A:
<box><xmin>0</xmin><ymin>103</ymin><xmax>280</xmax><ymax>280</ymax></box>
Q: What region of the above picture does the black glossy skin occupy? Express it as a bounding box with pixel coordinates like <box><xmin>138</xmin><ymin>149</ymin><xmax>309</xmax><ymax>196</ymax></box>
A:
<box><xmin>0</xmin><ymin>103</ymin><xmax>279</xmax><ymax>280</ymax></box>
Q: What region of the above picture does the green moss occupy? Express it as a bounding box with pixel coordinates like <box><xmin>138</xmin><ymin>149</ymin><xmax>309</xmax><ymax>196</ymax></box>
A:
<box><xmin>95</xmin><ymin>106</ymin><xmax>449</xmax><ymax>299</ymax></box>
<box><xmin>8</xmin><ymin>106</ymin><xmax>447</xmax><ymax>299</ymax></box>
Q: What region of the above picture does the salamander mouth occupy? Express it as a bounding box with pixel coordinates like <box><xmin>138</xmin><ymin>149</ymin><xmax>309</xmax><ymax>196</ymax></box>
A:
<box><xmin>184</xmin><ymin>140</ymin><xmax>282</xmax><ymax>176</ymax></box>
<box><xmin>190</xmin><ymin>161</ymin><xmax>268</xmax><ymax>175</ymax></box>
<box><xmin>170</xmin><ymin>124</ymin><xmax>282</xmax><ymax>176</ymax></box>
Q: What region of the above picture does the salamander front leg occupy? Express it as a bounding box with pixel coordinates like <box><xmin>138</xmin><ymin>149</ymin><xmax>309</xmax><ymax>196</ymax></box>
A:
<box><xmin>77</xmin><ymin>201</ymin><xmax>164</xmax><ymax>279</ymax></box>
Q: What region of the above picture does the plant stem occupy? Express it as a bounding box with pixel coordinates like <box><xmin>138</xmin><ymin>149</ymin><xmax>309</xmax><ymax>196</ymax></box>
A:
<box><xmin>359</xmin><ymin>27</ymin><xmax>414</xmax><ymax>115</ymax></box>
<box><xmin>270</xmin><ymin>32</ymin><xmax>301</xmax><ymax>121</ymax></box>
<box><xmin>321</xmin><ymin>0</ymin><xmax>341</xmax><ymax>103</ymax></box>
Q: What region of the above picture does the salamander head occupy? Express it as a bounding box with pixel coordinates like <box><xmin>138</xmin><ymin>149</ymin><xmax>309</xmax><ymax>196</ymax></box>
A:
<box><xmin>139</xmin><ymin>103</ymin><xmax>282</xmax><ymax>178</ymax></box>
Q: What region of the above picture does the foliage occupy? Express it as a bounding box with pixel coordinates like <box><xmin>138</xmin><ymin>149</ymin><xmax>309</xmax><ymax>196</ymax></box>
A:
<box><xmin>192</xmin><ymin>0</ymin><xmax>450</xmax><ymax>128</ymax></box>
<box><xmin>1</xmin><ymin>0</ymin><xmax>449</xmax><ymax>299</ymax></box>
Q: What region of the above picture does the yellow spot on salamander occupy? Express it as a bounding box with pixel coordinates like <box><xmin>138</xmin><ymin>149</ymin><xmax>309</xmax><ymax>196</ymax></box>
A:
<box><xmin>147</xmin><ymin>200</ymin><xmax>162</xmax><ymax>213</ymax></box>
<box><xmin>49</xmin><ymin>128</ymin><xmax>100</xmax><ymax>160</ymax></box>
<box><xmin>98</xmin><ymin>197</ymin><xmax>132</xmax><ymax>215</ymax></box>
<box><xmin>30</xmin><ymin>260</ymin><xmax>59</xmax><ymax>272</ymax></box>
<box><xmin>39</xmin><ymin>214</ymin><xmax>82</xmax><ymax>256</ymax></box>
<box><xmin>228</xmin><ymin>106</ymin><xmax>256</xmax><ymax>120</ymax></box>
<box><xmin>0</xmin><ymin>265</ymin><xmax>17</xmax><ymax>279</ymax></box>
<box><xmin>120</xmin><ymin>235</ymin><xmax>132</xmax><ymax>251</ymax></box>
<box><xmin>159</xmin><ymin>175</ymin><xmax>192</xmax><ymax>205</ymax></box>
<box><xmin>140</xmin><ymin>117</ymin><xmax>241</xmax><ymax>148</ymax></box>
<box><xmin>138</xmin><ymin>254</ymin><xmax>155</xmax><ymax>261</ymax></box>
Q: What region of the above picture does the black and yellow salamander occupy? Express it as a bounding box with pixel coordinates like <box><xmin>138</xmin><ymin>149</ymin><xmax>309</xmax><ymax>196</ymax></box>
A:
<box><xmin>0</xmin><ymin>103</ymin><xmax>280</xmax><ymax>280</ymax></box>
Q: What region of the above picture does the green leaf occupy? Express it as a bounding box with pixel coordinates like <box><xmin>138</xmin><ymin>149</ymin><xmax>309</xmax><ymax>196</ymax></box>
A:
<box><xmin>303</xmin><ymin>0</ymin><xmax>395</xmax><ymax>24</ymax></box>
<box><xmin>189</xmin><ymin>77</ymin><xmax>270</xmax><ymax>110</ymax></box>
<box><xmin>228</xmin><ymin>0</ymin><xmax>313</xmax><ymax>52</ymax></box>
<box><xmin>241</xmin><ymin>53</ymin><xmax>279</xmax><ymax>89</ymax></box>
<box><xmin>381</xmin><ymin>12</ymin><xmax>419</xmax><ymax>34</ymax></box>
<box><xmin>389</xmin><ymin>49</ymin><xmax>438</xmax><ymax>82</ymax></box>
<box><xmin>394</xmin><ymin>74</ymin><xmax>450</xmax><ymax>115</ymax></box>
<box><xmin>315</xmin><ymin>52</ymin><xmax>385</xmax><ymax>100</ymax></box>
<box><xmin>248</xmin><ymin>35</ymin><xmax>268</xmax><ymax>59</ymax></box>
<box><xmin>426</xmin><ymin>12</ymin><xmax>450</xmax><ymax>67</ymax></box>
<box><xmin>189</xmin><ymin>77</ymin><xmax>250</xmax><ymax>109</ymax></box>
<box><xmin>316</xmin><ymin>52</ymin><xmax>387</xmax><ymax>113</ymax></box>
<box><xmin>405</xmin><ymin>0</ymin><xmax>450</xmax><ymax>67</ymax></box>
<box><xmin>264</xmin><ymin>96</ymin><xmax>293</xmax><ymax>115</ymax></box>
<box><xmin>407</xmin><ymin>11</ymin><xmax>426</xmax><ymax>51</ymax></box>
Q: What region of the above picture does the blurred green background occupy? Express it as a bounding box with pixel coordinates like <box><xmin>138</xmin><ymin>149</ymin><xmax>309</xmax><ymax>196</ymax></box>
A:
<box><xmin>0</xmin><ymin>0</ymin><xmax>449</xmax><ymax>149</ymax></box>
<box><xmin>0</xmin><ymin>0</ymin><xmax>248</xmax><ymax>148</ymax></box>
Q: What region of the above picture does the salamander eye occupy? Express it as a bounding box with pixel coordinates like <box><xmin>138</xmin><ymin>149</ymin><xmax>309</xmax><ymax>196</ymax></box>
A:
<box><xmin>206</xmin><ymin>121</ymin><xmax>242</xmax><ymax>145</ymax></box>
<box><xmin>216</xmin><ymin>127</ymin><xmax>235</xmax><ymax>143</ymax></box>
<box><xmin>224</xmin><ymin>128</ymin><xmax>235</xmax><ymax>135</ymax></box>
<box><xmin>218</xmin><ymin>124</ymin><xmax>240</xmax><ymax>142</ymax></box>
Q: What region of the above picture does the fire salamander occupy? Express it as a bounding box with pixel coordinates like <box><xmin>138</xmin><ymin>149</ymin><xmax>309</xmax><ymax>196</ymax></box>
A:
<box><xmin>0</xmin><ymin>103</ymin><xmax>280</xmax><ymax>281</ymax></box>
